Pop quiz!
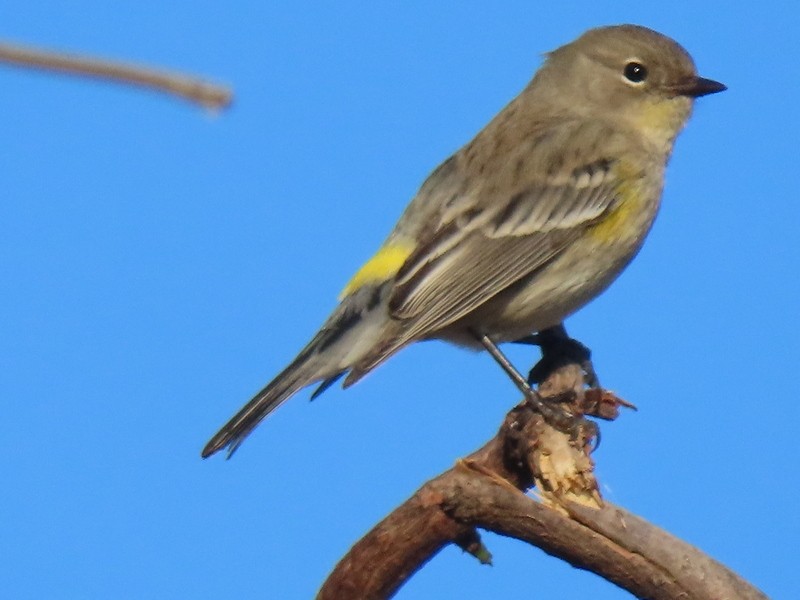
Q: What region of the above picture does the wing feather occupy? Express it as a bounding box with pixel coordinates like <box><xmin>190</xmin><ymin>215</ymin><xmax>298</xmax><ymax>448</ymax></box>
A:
<box><xmin>388</xmin><ymin>159</ymin><xmax>619</xmax><ymax>338</ymax></box>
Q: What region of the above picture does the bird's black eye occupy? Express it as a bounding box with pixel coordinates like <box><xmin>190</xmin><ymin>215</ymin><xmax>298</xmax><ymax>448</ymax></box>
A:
<box><xmin>623</xmin><ymin>62</ymin><xmax>648</xmax><ymax>83</ymax></box>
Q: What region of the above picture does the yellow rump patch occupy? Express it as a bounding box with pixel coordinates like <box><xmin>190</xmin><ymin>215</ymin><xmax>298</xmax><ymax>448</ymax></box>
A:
<box><xmin>340</xmin><ymin>242</ymin><xmax>415</xmax><ymax>299</ymax></box>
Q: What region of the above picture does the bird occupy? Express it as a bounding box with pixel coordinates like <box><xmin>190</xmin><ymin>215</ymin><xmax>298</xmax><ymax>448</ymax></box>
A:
<box><xmin>202</xmin><ymin>24</ymin><xmax>725</xmax><ymax>459</ymax></box>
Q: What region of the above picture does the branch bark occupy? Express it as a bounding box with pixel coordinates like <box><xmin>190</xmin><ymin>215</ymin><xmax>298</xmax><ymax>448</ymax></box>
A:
<box><xmin>0</xmin><ymin>40</ymin><xmax>232</xmax><ymax>110</ymax></box>
<box><xmin>318</xmin><ymin>364</ymin><xmax>766</xmax><ymax>599</ymax></box>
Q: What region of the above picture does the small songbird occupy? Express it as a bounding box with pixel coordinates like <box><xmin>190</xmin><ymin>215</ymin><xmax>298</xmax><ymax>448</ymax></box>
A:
<box><xmin>203</xmin><ymin>24</ymin><xmax>725</xmax><ymax>459</ymax></box>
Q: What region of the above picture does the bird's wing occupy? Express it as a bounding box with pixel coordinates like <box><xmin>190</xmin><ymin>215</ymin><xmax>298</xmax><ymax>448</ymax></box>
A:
<box><xmin>387</xmin><ymin>156</ymin><xmax>621</xmax><ymax>338</ymax></box>
<box><xmin>343</xmin><ymin>155</ymin><xmax>624</xmax><ymax>387</ymax></box>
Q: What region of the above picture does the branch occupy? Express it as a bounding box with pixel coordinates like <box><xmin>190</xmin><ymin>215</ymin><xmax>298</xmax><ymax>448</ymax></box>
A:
<box><xmin>0</xmin><ymin>40</ymin><xmax>232</xmax><ymax>110</ymax></box>
<box><xmin>318</xmin><ymin>364</ymin><xmax>766</xmax><ymax>599</ymax></box>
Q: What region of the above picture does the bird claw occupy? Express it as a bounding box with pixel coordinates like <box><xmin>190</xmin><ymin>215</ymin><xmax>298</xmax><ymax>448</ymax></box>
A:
<box><xmin>520</xmin><ymin>389</ymin><xmax>600</xmax><ymax>452</ymax></box>
<box><xmin>571</xmin><ymin>416</ymin><xmax>601</xmax><ymax>452</ymax></box>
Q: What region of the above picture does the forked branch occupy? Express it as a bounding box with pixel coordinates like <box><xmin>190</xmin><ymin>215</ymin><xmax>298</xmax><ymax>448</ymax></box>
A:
<box><xmin>318</xmin><ymin>364</ymin><xmax>766</xmax><ymax>599</ymax></box>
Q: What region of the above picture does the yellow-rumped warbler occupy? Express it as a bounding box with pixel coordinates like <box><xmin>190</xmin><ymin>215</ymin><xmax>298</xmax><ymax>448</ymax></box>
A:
<box><xmin>203</xmin><ymin>24</ymin><xmax>724</xmax><ymax>458</ymax></box>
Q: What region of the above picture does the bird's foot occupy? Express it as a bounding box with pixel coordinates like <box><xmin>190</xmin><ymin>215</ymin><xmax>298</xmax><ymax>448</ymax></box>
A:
<box><xmin>518</xmin><ymin>324</ymin><xmax>600</xmax><ymax>389</ymax></box>
<box><xmin>522</xmin><ymin>389</ymin><xmax>600</xmax><ymax>452</ymax></box>
<box><xmin>471</xmin><ymin>327</ymin><xmax>599</xmax><ymax>451</ymax></box>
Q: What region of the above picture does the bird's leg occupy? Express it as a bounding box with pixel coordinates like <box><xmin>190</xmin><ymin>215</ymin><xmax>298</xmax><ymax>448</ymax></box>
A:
<box><xmin>515</xmin><ymin>323</ymin><xmax>600</xmax><ymax>388</ymax></box>
<box><xmin>471</xmin><ymin>329</ymin><xmax>587</xmax><ymax>435</ymax></box>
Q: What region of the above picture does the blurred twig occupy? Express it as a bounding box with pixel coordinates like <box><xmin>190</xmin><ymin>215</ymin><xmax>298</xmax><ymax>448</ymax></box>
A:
<box><xmin>0</xmin><ymin>40</ymin><xmax>232</xmax><ymax>110</ymax></box>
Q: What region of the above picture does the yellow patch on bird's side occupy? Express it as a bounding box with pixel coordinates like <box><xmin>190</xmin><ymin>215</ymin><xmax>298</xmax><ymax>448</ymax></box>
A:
<box><xmin>588</xmin><ymin>162</ymin><xmax>646</xmax><ymax>244</ymax></box>
<box><xmin>339</xmin><ymin>242</ymin><xmax>415</xmax><ymax>298</ymax></box>
<box><xmin>588</xmin><ymin>194</ymin><xmax>639</xmax><ymax>244</ymax></box>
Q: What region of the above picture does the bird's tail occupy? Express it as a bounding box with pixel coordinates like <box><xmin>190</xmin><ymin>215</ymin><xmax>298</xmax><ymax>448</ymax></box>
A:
<box><xmin>201</xmin><ymin>343</ymin><xmax>334</xmax><ymax>459</ymax></box>
<box><xmin>202</xmin><ymin>288</ymin><xmax>395</xmax><ymax>459</ymax></box>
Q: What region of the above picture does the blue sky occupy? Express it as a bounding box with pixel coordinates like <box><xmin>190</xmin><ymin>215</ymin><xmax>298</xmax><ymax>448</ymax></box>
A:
<box><xmin>2</xmin><ymin>2</ymin><xmax>797</xmax><ymax>599</ymax></box>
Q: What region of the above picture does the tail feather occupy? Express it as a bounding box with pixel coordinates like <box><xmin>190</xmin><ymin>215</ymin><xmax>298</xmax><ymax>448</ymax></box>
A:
<box><xmin>343</xmin><ymin>335</ymin><xmax>409</xmax><ymax>389</ymax></box>
<box><xmin>201</xmin><ymin>349</ymin><xmax>326</xmax><ymax>459</ymax></box>
<box><xmin>310</xmin><ymin>371</ymin><xmax>346</xmax><ymax>401</ymax></box>
<box><xmin>203</xmin><ymin>285</ymin><xmax>395</xmax><ymax>459</ymax></box>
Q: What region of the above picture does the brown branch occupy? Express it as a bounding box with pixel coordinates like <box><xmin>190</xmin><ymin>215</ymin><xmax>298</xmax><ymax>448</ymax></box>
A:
<box><xmin>318</xmin><ymin>364</ymin><xmax>767</xmax><ymax>599</ymax></box>
<box><xmin>0</xmin><ymin>40</ymin><xmax>232</xmax><ymax>110</ymax></box>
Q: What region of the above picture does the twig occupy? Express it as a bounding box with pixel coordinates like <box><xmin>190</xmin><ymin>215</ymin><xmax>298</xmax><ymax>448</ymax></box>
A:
<box><xmin>0</xmin><ymin>40</ymin><xmax>232</xmax><ymax>110</ymax></box>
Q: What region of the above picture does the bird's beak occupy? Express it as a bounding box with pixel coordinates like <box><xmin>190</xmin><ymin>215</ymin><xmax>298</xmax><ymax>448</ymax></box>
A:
<box><xmin>669</xmin><ymin>76</ymin><xmax>727</xmax><ymax>98</ymax></box>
